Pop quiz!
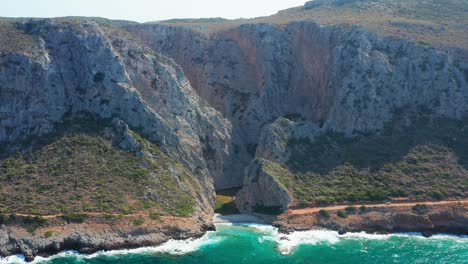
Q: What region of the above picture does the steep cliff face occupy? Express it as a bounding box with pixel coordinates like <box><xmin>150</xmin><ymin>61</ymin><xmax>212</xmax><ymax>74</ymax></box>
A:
<box><xmin>126</xmin><ymin>18</ymin><xmax>467</xmax><ymax>191</ymax></box>
<box><xmin>0</xmin><ymin>19</ymin><xmax>232</xmax><ymax>213</ymax></box>
<box><xmin>235</xmin><ymin>159</ymin><xmax>292</xmax><ymax>213</ymax></box>
<box><xmin>323</xmin><ymin>27</ymin><xmax>467</xmax><ymax>134</ymax></box>
<box><xmin>126</xmin><ymin>22</ymin><xmax>341</xmax><ymax>188</ymax></box>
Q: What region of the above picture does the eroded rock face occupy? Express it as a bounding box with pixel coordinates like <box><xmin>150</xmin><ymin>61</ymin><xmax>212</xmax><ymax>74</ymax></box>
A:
<box><xmin>255</xmin><ymin>118</ymin><xmax>320</xmax><ymax>163</ymax></box>
<box><xmin>235</xmin><ymin>118</ymin><xmax>320</xmax><ymax>212</ymax></box>
<box><xmin>125</xmin><ymin>22</ymin><xmax>339</xmax><ymax>188</ymax></box>
<box><xmin>125</xmin><ymin>21</ymin><xmax>467</xmax><ymax>191</ymax></box>
<box><xmin>236</xmin><ymin>159</ymin><xmax>291</xmax><ymax>213</ymax></box>
<box><xmin>0</xmin><ymin>215</ymin><xmax>213</xmax><ymax>261</ymax></box>
<box><xmin>274</xmin><ymin>203</ymin><xmax>468</xmax><ymax>235</ymax></box>
<box><xmin>0</xmin><ymin>19</ymin><xmax>232</xmax><ymax>212</ymax></box>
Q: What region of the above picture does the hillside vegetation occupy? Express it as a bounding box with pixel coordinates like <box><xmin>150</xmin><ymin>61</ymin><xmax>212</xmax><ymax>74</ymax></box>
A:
<box><xmin>0</xmin><ymin>117</ymin><xmax>198</xmax><ymax>217</ymax></box>
<box><xmin>262</xmin><ymin>115</ymin><xmax>468</xmax><ymax>206</ymax></box>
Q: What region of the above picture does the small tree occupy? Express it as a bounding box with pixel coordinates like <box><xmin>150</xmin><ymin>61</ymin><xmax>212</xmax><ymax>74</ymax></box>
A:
<box><xmin>44</xmin><ymin>231</ymin><xmax>53</xmax><ymax>238</ymax></box>
<box><xmin>412</xmin><ymin>204</ymin><xmax>430</xmax><ymax>215</ymax></box>
<box><xmin>345</xmin><ymin>206</ymin><xmax>357</xmax><ymax>214</ymax></box>
<box><xmin>149</xmin><ymin>213</ymin><xmax>161</xmax><ymax>220</ymax></box>
<box><xmin>319</xmin><ymin>209</ymin><xmax>330</xmax><ymax>218</ymax></box>
<box><xmin>337</xmin><ymin>210</ymin><xmax>348</xmax><ymax>218</ymax></box>
<box><xmin>0</xmin><ymin>213</ymin><xmax>8</xmax><ymax>224</ymax></box>
<box><xmin>133</xmin><ymin>219</ymin><xmax>144</xmax><ymax>226</ymax></box>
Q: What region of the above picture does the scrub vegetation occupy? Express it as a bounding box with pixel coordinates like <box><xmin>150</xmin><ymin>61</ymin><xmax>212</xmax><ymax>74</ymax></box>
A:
<box><xmin>262</xmin><ymin>115</ymin><xmax>468</xmax><ymax>205</ymax></box>
<box><xmin>0</xmin><ymin>116</ymin><xmax>197</xmax><ymax>217</ymax></box>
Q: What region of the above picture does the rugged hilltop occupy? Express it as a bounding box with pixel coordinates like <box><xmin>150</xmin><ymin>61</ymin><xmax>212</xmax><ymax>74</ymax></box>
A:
<box><xmin>0</xmin><ymin>0</ymin><xmax>468</xmax><ymax>259</ymax></box>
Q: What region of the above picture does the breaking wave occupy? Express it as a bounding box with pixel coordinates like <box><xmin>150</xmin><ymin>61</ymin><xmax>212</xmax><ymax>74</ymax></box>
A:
<box><xmin>1</xmin><ymin>223</ymin><xmax>466</xmax><ymax>263</ymax></box>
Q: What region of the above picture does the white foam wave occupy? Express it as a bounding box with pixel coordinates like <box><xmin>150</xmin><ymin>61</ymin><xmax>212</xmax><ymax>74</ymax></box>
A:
<box><xmin>0</xmin><ymin>255</ymin><xmax>26</xmax><ymax>264</ymax></box>
<box><xmin>0</xmin><ymin>231</ymin><xmax>220</xmax><ymax>264</ymax></box>
<box><xmin>217</xmin><ymin>223</ymin><xmax>468</xmax><ymax>255</ymax></box>
<box><xmin>1</xmin><ymin>224</ymin><xmax>466</xmax><ymax>263</ymax></box>
<box><xmin>276</xmin><ymin>230</ymin><xmax>468</xmax><ymax>255</ymax></box>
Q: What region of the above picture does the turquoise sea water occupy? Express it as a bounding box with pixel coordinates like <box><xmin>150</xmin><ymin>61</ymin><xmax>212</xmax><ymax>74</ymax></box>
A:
<box><xmin>2</xmin><ymin>224</ymin><xmax>467</xmax><ymax>264</ymax></box>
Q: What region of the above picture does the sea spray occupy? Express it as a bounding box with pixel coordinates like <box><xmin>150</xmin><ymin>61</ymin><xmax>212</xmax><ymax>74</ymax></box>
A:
<box><xmin>1</xmin><ymin>224</ymin><xmax>467</xmax><ymax>264</ymax></box>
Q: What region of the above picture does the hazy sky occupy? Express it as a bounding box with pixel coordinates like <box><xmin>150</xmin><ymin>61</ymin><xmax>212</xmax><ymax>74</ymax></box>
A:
<box><xmin>1</xmin><ymin>0</ymin><xmax>307</xmax><ymax>22</ymax></box>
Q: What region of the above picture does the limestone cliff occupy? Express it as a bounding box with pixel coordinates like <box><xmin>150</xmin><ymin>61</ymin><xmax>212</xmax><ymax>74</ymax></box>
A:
<box><xmin>235</xmin><ymin>159</ymin><xmax>292</xmax><ymax>213</ymax></box>
<box><xmin>126</xmin><ymin>18</ymin><xmax>467</xmax><ymax>192</ymax></box>
<box><xmin>0</xmin><ymin>18</ymin><xmax>233</xmax><ymax>213</ymax></box>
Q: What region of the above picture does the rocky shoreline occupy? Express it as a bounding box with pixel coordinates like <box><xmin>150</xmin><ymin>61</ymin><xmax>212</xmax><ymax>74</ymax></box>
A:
<box><xmin>269</xmin><ymin>202</ymin><xmax>468</xmax><ymax>237</ymax></box>
<box><xmin>1</xmin><ymin>203</ymin><xmax>467</xmax><ymax>261</ymax></box>
<box><xmin>0</xmin><ymin>214</ymin><xmax>214</xmax><ymax>262</ymax></box>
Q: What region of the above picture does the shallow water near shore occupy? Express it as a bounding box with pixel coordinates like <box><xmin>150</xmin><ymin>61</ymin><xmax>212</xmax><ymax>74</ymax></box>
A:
<box><xmin>2</xmin><ymin>223</ymin><xmax>467</xmax><ymax>264</ymax></box>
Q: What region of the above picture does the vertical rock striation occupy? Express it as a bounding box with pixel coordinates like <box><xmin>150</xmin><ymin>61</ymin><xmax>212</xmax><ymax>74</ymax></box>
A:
<box><xmin>0</xmin><ymin>19</ymin><xmax>232</xmax><ymax>213</ymax></box>
<box><xmin>126</xmin><ymin>20</ymin><xmax>467</xmax><ymax>193</ymax></box>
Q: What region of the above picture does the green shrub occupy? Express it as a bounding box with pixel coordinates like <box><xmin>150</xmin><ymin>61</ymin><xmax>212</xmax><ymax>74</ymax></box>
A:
<box><xmin>23</xmin><ymin>216</ymin><xmax>47</xmax><ymax>225</ymax></box>
<box><xmin>174</xmin><ymin>202</ymin><xmax>195</xmax><ymax>217</ymax></box>
<box><xmin>26</xmin><ymin>226</ymin><xmax>37</xmax><ymax>234</ymax></box>
<box><xmin>430</xmin><ymin>191</ymin><xmax>446</xmax><ymax>200</ymax></box>
<box><xmin>359</xmin><ymin>205</ymin><xmax>367</xmax><ymax>212</ymax></box>
<box><xmin>129</xmin><ymin>169</ymin><xmax>148</xmax><ymax>182</ymax></box>
<box><xmin>104</xmin><ymin>214</ymin><xmax>116</xmax><ymax>220</ymax></box>
<box><xmin>99</xmin><ymin>203</ymin><xmax>110</xmax><ymax>210</ymax></box>
<box><xmin>345</xmin><ymin>206</ymin><xmax>357</xmax><ymax>214</ymax></box>
<box><xmin>366</xmin><ymin>189</ymin><xmax>390</xmax><ymax>201</ymax></box>
<box><xmin>44</xmin><ymin>231</ymin><xmax>53</xmax><ymax>238</ymax></box>
<box><xmin>120</xmin><ymin>206</ymin><xmax>132</xmax><ymax>215</ymax></box>
<box><xmin>319</xmin><ymin>209</ymin><xmax>330</xmax><ymax>218</ymax></box>
<box><xmin>0</xmin><ymin>213</ymin><xmax>8</xmax><ymax>224</ymax></box>
<box><xmin>141</xmin><ymin>201</ymin><xmax>151</xmax><ymax>209</ymax></box>
<box><xmin>63</xmin><ymin>213</ymin><xmax>87</xmax><ymax>223</ymax></box>
<box><xmin>315</xmin><ymin>197</ymin><xmax>335</xmax><ymax>205</ymax></box>
<box><xmin>337</xmin><ymin>210</ymin><xmax>348</xmax><ymax>218</ymax></box>
<box><xmin>132</xmin><ymin>219</ymin><xmax>144</xmax><ymax>226</ymax></box>
<box><xmin>149</xmin><ymin>213</ymin><xmax>161</xmax><ymax>220</ymax></box>
<box><xmin>412</xmin><ymin>204</ymin><xmax>430</xmax><ymax>215</ymax></box>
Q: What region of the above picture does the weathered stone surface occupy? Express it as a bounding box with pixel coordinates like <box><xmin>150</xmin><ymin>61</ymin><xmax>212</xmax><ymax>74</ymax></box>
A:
<box><xmin>273</xmin><ymin>203</ymin><xmax>468</xmax><ymax>235</ymax></box>
<box><xmin>126</xmin><ymin>20</ymin><xmax>467</xmax><ymax>191</ymax></box>
<box><xmin>0</xmin><ymin>215</ymin><xmax>213</xmax><ymax>260</ymax></box>
<box><xmin>236</xmin><ymin>159</ymin><xmax>292</xmax><ymax>213</ymax></box>
<box><xmin>255</xmin><ymin>118</ymin><xmax>320</xmax><ymax>163</ymax></box>
<box><xmin>0</xmin><ymin>19</ymin><xmax>233</xmax><ymax>212</ymax></box>
<box><xmin>235</xmin><ymin>118</ymin><xmax>320</xmax><ymax>212</ymax></box>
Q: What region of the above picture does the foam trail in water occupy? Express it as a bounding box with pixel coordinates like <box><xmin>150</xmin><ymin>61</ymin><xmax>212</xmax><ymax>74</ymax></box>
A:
<box><xmin>218</xmin><ymin>223</ymin><xmax>468</xmax><ymax>255</ymax></box>
<box><xmin>0</xmin><ymin>231</ymin><xmax>221</xmax><ymax>264</ymax></box>
<box><xmin>1</xmin><ymin>224</ymin><xmax>466</xmax><ymax>263</ymax></box>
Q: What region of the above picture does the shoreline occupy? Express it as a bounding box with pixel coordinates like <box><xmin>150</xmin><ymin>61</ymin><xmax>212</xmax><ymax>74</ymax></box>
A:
<box><xmin>212</xmin><ymin>213</ymin><xmax>265</xmax><ymax>224</ymax></box>
<box><xmin>1</xmin><ymin>202</ymin><xmax>467</xmax><ymax>261</ymax></box>
<box><xmin>2</xmin><ymin>219</ymin><xmax>467</xmax><ymax>263</ymax></box>
<box><xmin>0</xmin><ymin>214</ymin><xmax>213</xmax><ymax>262</ymax></box>
<box><xmin>271</xmin><ymin>202</ymin><xmax>468</xmax><ymax>237</ymax></box>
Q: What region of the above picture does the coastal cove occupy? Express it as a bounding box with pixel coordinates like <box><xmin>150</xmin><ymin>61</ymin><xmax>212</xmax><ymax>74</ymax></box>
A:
<box><xmin>1</xmin><ymin>223</ymin><xmax>467</xmax><ymax>264</ymax></box>
<box><xmin>0</xmin><ymin>0</ymin><xmax>467</xmax><ymax>262</ymax></box>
